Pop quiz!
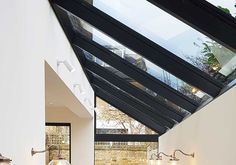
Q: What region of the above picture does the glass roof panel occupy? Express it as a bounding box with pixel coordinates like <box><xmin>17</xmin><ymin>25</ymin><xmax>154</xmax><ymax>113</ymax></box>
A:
<box><xmin>205</xmin><ymin>0</ymin><xmax>236</xmax><ymax>18</ymax></box>
<box><xmin>91</xmin><ymin>0</ymin><xmax>236</xmax><ymax>85</ymax></box>
<box><xmin>96</xmin><ymin>97</ymin><xmax>158</xmax><ymax>135</ymax></box>
<box><xmin>68</xmin><ymin>13</ymin><xmax>211</xmax><ymax>103</ymax></box>
<box><xmin>80</xmin><ymin>46</ymin><xmax>191</xmax><ymax>116</ymax></box>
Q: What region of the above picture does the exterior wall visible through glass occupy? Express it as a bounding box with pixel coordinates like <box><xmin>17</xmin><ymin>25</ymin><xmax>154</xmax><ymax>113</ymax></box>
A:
<box><xmin>45</xmin><ymin>124</ymin><xmax>71</xmax><ymax>164</ymax></box>
<box><xmin>95</xmin><ymin>98</ymin><xmax>159</xmax><ymax>164</ymax></box>
<box><xmin>95</xmin><ymin>142</ymin><xmax>158</xmax><ymax>165</ymax></box>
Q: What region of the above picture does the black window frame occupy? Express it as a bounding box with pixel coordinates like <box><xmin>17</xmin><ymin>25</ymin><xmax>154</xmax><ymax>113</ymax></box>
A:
<box><xmin>45</xmin><ymin>122</ymin><xmax>72</xmax><ymax>163</ymax></box>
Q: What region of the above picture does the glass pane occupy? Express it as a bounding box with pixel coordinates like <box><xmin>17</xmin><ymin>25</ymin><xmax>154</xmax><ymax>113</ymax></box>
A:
<box><xmin>95</xmin><ymin>141</ymin><xmax>158</xmax><ymax>165</ymax></box>
<box><xmin>81</xmin><ymin>47</ymin><xmax>190</xmax><ymax>115</ymax></box>
<box><xmin>206</xmin><ymin>0</ymin><xmax>236</xmax><ymax>17</ymax></box>
<box><xmin>90</xmin><ymin>0</ymin><xmax>236</xmax><ymax>85</ymax></box>
<box><xmin>69</xmin><ymin>13</ymin><xmax>212</xmax><ymax>103</ymax></box>
<box><xmin>96</xmin><ymin>97</ymin><xmax>158</xmax><ymax>135</ymax></box>
<box><xmin>45</xmin><ymin>124</ymin><xmax>71</xmax><ymax>164</ymax></box>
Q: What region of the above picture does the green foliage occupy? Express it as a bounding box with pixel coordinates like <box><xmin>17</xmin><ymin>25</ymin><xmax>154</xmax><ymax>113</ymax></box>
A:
<box><xmin>217</xmin><ymin>6</ymin><xmax>231</xmax><ymax>15</ymax></box>
<box><xmin>201</xmin><ymin>42</ymin><xmax>220</xmax><ymax>69</ymax></box>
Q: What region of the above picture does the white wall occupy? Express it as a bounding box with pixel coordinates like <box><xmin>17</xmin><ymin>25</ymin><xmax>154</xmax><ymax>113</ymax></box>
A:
<box><xmin>46</xmin><ymin>107</ymin><xmax>94</xmax><ymax>165</ymax></box>
<box><xmin>45</xmin><ymin>63</ymin><xmax>94</xmax><ymax>164</ymax></box>
<box><xmin>159</xmin><ymin>86</ymin><xmax>236</xmax><ymax>165</ymax></box>
<box><xmin>0</xmin><ymin>0</ymin><xmax>94</xmax><ymax>164</ymax></box>
<box><xmin>45</xmin><ymin>62</ymin><xmax>93</xmax><ymax>118</ymax></box>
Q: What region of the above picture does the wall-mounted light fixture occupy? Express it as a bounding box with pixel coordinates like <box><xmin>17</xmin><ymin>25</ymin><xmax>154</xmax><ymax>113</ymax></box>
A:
<box><xmin>84</xmin><ymin>97</ymin><xmax>92</xmax><ymax>107</ymax></box>
<box><xmin>31</xmin><ymin>145</ymin><xmax>70</xmax><ymax>165</ymax></box>
<box><xmin>149</xmin><ymin>152</ymin><xmax>172</xmax><ymax>165</ymax></box>
<box><xmin>156</xmin><ymin>152</ymin><xmax>173</xmax><ymax>160</ymax></box>
<box><xmin>73</xmin><ymin>84</ymin><xmax>85</xmax><ymax>95</ymax></box>
<box><xmin>169</xmin><ymin>149</ymin><xmax>194</xmax><ymax>162</ymax></box>
<box><xmin>57</xmin><ymin>60</ymin><xmax>75</xmax><ymax>73</ymax></box>
<box><xmin>0</xmin><ymin>154</ymin><xmax>12</xmax><ymax>165</ymax></box>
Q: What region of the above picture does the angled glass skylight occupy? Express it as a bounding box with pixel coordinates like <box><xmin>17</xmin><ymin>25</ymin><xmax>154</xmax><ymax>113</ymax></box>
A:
<box><xmin>68</xmin><ymin>14</ymin><xmax>212</xmax><ymax>103</ymax></box>
<box><xmin>206</xmin><ymin>0</ymin><xmax>236</xmax><ymax>18</ymax></box>
<box><xmin>96</xmin><ymin>97</ymin><xmax>158</xmax><ymax>135</ymax></box>
<box><xmin>91</xmin><ymin>0</ymin><xmax>236</xmax><ymax>85</ymax></box>
<box><xmin>50</xmin><ymin>0</ymin><xmax>236</xmax><ymax>135</ymax></box>
<box><xmin>81</xmin><ymin>47</ymin><xmax>191</xmax><ymax>116</ymax></box>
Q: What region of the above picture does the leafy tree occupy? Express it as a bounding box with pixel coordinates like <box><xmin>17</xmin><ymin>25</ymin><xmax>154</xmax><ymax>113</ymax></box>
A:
<box><xmin>96</xmin><ymin>98</ymin><xmax>155</xmax><ymax>134</ymax></box>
